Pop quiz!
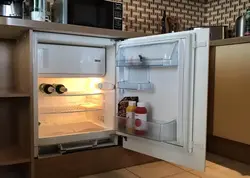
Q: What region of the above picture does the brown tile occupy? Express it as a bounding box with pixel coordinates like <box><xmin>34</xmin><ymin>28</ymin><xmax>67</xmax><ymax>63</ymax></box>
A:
<box><xmin>166</xmin><ymin>172</ymin><xmax>199</xmax><ymax>178</ymax></box>
<box><xmin>190</xmin><ymin>164</ymin><xmax>250</xmax><ymax>178</ymax></box>
<box><xmin>81</xmin><ymin>169</ymin><xmax>139</xmax><ymax>178</ymax></box>
<box><xmin>190</xmin><ymin>167</ymin><xmax>227</xmax><ymax>178</ymax></box>
<box><xmin>210</xmin><ymin>160</ymin><xmax>250</xmax><ymax>177</ymax></box>
<box><xmin>127</xmin><ymin>161</ymin><xmax>184</xmax><ymax>178</ymax></box>
<box><xmin>170</xmin><ymin>163</ymin><xmax>193</xmax><ymax>171</ymax></box>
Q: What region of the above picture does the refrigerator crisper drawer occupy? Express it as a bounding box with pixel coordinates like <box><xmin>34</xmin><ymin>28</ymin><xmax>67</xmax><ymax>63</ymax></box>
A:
<box><xmin>38</xmin><ymin>132</ymin><xmax>117</xmax><ymax>158</ymax></box>
<box><xmin>37</xmin><ymin>44</ymin><xmax>106</xmax><ymax>76</ymax></box>
<box><xmin>38</xmin><ymin>130</ymin><xmax>116</xmax><ymax>146</ymax></box>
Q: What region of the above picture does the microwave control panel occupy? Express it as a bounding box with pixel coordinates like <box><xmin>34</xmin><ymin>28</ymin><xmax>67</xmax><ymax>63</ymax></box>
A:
<box><xmin>113</xmin><ymin>2</ymin><xmax>123</xmax><ymax>30</ymax></box>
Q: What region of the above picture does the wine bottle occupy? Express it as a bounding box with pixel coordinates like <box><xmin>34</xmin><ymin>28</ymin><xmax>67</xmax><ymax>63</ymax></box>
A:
<box><xmin>39</xmin><ymin>83</ymin><xmax>55</xmax><ymax>94</ymax></box>
<box><xmin>161</xmin><ymin>10</ymin><xmax>167</xmax><ymax>34</ymax></box>
<box><xmin>54</xmin><ymin>84</ymin><xmax>68</xmax><ymax>94</ymax></box>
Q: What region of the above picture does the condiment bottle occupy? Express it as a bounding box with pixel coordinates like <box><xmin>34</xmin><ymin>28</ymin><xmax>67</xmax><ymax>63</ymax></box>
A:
<box><xmin>134</xmin><ymin>102</ymin><xmax>148</xmax><ymax>136</ymax></box>
<box><xmin>126</xmin><ymin>101</ymin><xmax>137</xmax><ymax>134</ymax></box>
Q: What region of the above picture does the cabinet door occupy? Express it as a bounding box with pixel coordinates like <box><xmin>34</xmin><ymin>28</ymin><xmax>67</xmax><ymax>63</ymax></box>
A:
<box><xmin>115</xmin><ymin>29</ymin><xmax>209</xmax><ymax>171</ymax></box>
<box><xmin>213</xmin><ymin>43</ymin><xmax>250</xmax><ymax>145</ymax></box>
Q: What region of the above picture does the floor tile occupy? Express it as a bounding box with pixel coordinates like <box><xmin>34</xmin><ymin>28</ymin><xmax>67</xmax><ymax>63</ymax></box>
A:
<box><xmin>190</xmin><ymin>165</ymin><xmax>250</xmax><ymax>178</ymax></box>
<box><xmin>81</xmin><ymin>169</ymin><xmax>139</xmax><ymax>178</ymax></box>
<box><xmin>170</xmin><ymin>163</ymin><xmax>193</xmax><ymax>171</ymax></box>
<box><xmin>126</xmin><ymin>161</ymin><xmax>184</xmax><ymax>178</ymax></box>
<box><xmin>190</xmin><ymin>167</ymin><xmax>227</xmax><ymax>178</ymax></box>
<box><xmin>210</xmin><ymin>160</ymin><xmax>250</xmax><ymax>177</ymax></box>
<box><xmin>165</xmin><ymin>172</ymin><xmax>199</xmax><ymax>178</ymax></box>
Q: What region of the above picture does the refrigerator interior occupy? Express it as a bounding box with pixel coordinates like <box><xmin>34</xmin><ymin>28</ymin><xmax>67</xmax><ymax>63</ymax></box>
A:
<box><xmin>38</xmin><ymin>77</ymin><xmax>112</xmax><ymax>139</ymax></box>
<box><xmin>116</xmin><ymin>38</ymin><xmax>187</xmax><ymax>146</ymax></box>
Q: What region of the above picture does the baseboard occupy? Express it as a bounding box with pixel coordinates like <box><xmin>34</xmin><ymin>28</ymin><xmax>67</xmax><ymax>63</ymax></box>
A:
<box><xmin>207</xmin><ymin>135</ymin><xmax>250</xmax><ymax>165</ymax></box>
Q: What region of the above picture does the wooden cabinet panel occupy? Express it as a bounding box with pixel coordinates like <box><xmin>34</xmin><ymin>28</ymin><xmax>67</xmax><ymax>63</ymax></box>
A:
<box><xmin>213</xmin><ymin>43</ymin><xmax>250</xmax><ymax>144</ymax></box>
<box><xmin>34</xmin><ymin>147</ymin><xmax>156</xmax><ymax>178</ymax></box>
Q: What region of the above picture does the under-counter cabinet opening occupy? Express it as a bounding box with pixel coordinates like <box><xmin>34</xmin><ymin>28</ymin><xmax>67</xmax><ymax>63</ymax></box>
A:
<box><xmin>33</xmin><ymin>29</ymin><xmax>209</xmax><ymax>171</ymax></box>
<box><xmin>0</xmin><ymin>33</ymin><xmax>32</xmax><ymax>178</ymax></box>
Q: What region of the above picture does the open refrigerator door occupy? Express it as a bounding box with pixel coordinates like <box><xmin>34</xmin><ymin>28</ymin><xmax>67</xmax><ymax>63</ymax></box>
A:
<box><xmin>115</xmin><ymin>28</ymin><xmax>209</xmax><ymax>171</ymax></box>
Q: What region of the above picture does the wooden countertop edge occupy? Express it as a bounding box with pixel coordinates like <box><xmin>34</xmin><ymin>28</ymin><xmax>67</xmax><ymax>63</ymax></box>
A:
<box><xmin>0</xmin><ymin>17</ymin><xmax>148</xmax><ymax>39</ymax></box>
<box><xmin>1</xmin><ymin>17</ymin><xmax>250</xmax><ymax>46</ymax></box>
<box><xmin>210</xmin><ymin>36</ymin><xmax>250</xmax><ymax>46</ymax></box>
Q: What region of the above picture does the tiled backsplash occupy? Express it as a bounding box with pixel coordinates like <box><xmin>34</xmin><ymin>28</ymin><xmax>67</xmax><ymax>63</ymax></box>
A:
<box><xmin>205</xmin><ymin>0</ymin><xmax>250</xmax><ymax>29</ymax></box>
<box><xmin>117</xmin><ymin>0</ymin><xmax>206</xmax><ymax>34</ymax></box>
<box><xmin>112</xmin><ymin>0</ymin><xmax>249</xmax><ymax>34</ymax></box>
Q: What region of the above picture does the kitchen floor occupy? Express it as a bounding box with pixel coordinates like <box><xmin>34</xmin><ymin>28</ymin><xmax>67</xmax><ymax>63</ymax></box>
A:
<box><xmin>81</xmin><ymin>153</ymin><xmax>250</xmax><ymax>178</ymax></box>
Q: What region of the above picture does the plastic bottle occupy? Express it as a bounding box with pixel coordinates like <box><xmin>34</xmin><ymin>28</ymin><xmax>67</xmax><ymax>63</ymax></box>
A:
<box><xmin>126</xmin><ymin>101</ymin><xmax>137</xmax><ymax>134</ymax></box>
<box><xmin>134</xmin><ymin>102</ymin><xmax>148</xmax><ymax>136</ymax></box>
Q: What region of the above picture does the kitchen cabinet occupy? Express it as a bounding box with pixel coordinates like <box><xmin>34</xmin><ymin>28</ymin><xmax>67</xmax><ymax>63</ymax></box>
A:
<box><xmin>213</xmin><ymin>43</ymin><xmax>250</xmax><ymax>145</ymax></box>
<box><xmin>0</xmin><ymin>18</ymin><xmax>211</xmax><ymax>178</ymax></box>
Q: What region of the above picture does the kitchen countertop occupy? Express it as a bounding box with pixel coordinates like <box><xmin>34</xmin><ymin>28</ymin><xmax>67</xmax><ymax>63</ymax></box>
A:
<box><xmin>1</xmin><ymin>17</ymin><xmax>250</xmax><ymax>46</ymax></box>
<box><xmin>210</xmin><ymin>36</ymin><xmax>250</xmax><ymax>46</ymax></box>
<box><xmin>0</xmin><ymin>17</ymin><xmax>148</xmax><ymax>39</ymax></box>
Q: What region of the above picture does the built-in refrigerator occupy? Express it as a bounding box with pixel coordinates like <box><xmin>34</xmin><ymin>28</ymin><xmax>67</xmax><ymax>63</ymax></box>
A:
<box><xmin>33</xmin><ymin>28</ymin><xmax>209</xmax><ymax>171</ymax></box>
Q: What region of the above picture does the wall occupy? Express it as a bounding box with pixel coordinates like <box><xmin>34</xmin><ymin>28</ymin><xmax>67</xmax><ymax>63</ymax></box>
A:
<box><xmin>205</xmin><ymin>0</ymin><xmax>250</xmax><ymax>29</ymax></box>
<box><xmin>112</xmin><ymin>0</ymin><xmax>206</xmax><ymax>34</ymax></box>
<box><xmin>113</xmin><ymin>0</ymin><xmax>250</xmax><ymax>34</ymax></box>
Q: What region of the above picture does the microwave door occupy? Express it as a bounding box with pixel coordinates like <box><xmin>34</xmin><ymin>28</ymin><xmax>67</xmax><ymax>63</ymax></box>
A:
<box><xmin>115</xmin><ymin>29</ymin><xmax>210</xmax><ymax>171</ymax></box>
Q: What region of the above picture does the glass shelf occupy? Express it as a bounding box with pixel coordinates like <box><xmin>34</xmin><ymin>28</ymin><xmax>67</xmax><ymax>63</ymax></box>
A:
<box><xmin>117</xmin><ymin>116</ymin><xmax>177</xmax><ymax>142</ymax></box>
<box><xmin>40</xmin><ymin>104</ymin><xmax>102</xmax><ymax>114</ymax></box>
<box><xmin>39</xmin><ymin>92</ymin><xmax>103</xmax><ymax>97</ymax></box>
<box><xmin>117</xmin><ymin>82</ymin><xmax>154</xmax><ymax>91</ymax></box>
<box><xmin>116</xmin><ymin>58</ymin><xmax>178</xmax><ymax>67</ymax></box>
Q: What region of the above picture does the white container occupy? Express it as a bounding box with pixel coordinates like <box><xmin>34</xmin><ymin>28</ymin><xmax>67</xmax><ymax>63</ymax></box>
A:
<box><xmin>31</xmin><ymin>11</ymin><xmax>46</xmax><ymax>21</ymax></box>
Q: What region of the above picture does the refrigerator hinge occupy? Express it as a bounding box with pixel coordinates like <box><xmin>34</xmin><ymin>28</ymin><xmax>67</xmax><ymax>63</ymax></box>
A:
<box><xmin>193</xmin><ymin>41</ymin><xmax>207</xmax><ymax>48</ymax></box>
<box><xmin>188</xmin><ymin>141</ymin><xmax>194</xmax><ymax>153</ymax></box>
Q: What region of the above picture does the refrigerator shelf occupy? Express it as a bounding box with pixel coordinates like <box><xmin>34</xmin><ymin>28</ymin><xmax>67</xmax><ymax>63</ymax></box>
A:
<box><xmin>39</xmin><ymin>93</ymin><xmax>103</xmax><ymax>97</ymax></box>
<box><xmin>116</xmin><ymin>58</ymin><xmax>178</xmax><ymax>67</ymax></box>
<box><xmin>117</xmin><ymin>82</ymin><xmax>154</xmax><ymax>91</ymax></box>
<box><xmin>40</xmin><ymin>105</ymin><xmax>102</xmax><ymax>115</ymax></box>
<box><xmin>117</xmin><ymin>116</ymin><xmax>177</xmax><ymax>143</ymax></box>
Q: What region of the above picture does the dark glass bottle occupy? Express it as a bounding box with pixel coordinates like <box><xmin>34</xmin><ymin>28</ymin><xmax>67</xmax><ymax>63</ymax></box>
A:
<box><xmin>161</xmin><ymin>10</ymin><xmax>166</xmax><ymax>34</ymax></box>
<box><xmin>54</xmin><ymin>84</ymin><xmax>68</xmax><ymax>94</ymax></box>
<box><xmin>39</xmin><ymin>83</ymin><xmax>55</xmax><ymax>94</ymax></box>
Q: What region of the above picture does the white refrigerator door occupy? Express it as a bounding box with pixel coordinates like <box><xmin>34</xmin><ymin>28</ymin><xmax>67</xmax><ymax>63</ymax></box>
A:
<box><xmin>115</xmin><ymin>28</ymin><xmax>209</xmax><ymax>171</ymax></box>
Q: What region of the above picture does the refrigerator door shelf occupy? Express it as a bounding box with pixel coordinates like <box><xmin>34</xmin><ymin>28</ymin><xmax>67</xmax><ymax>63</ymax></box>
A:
<box><xmin>117</xmin><ymin>40</ymin><xmax>179</xmax><ymax>68</ymax></box>
<box><xmin>117</xmin><ymin>116</ymin><xmax>177</xmax><ymax>144</ymax></box>
<box><xmin>116</xmin><ymin>57</ymin><xmax>178</xmax><ymax>67</ymax></box>
<box><xmin>117</xmin><ymin>81</ymin><xmax>154</xmax><ymax>91</ymax></box>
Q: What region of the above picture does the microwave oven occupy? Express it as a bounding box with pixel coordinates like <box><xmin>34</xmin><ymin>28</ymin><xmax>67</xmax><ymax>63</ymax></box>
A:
<box><xmin>52</xmin><ymin>0</ymin><xmax>123</xmax><ymax>30</ymax></box>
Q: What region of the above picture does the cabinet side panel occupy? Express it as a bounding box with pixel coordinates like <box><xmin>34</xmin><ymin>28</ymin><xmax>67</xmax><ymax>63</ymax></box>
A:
<box><xmin>13</xmin><ymin>32</ymin><xmax>32</xmax><ymax>94</ymax></box>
